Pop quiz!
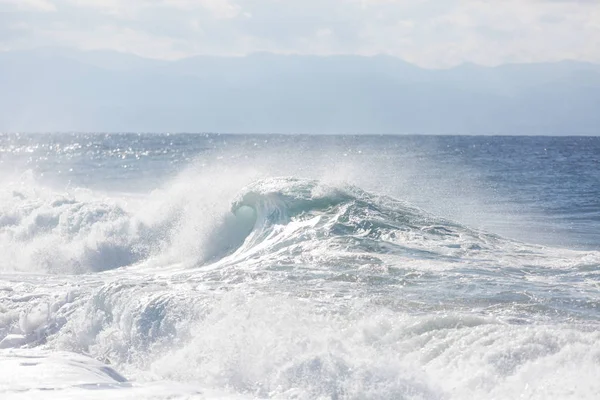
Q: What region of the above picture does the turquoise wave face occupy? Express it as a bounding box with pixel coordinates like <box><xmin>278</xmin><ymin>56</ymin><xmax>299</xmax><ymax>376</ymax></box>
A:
<box><xmin>227</xmin><ymin>177</ymin><xmax>504</xmax><ymax>263</ymax></box>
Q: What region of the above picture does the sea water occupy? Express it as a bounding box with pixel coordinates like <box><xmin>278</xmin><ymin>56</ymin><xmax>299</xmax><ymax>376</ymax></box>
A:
<box><xmin>0</xmin><ymin>133</ymin><xmax>599</xmax><ymax>399</ymax></box>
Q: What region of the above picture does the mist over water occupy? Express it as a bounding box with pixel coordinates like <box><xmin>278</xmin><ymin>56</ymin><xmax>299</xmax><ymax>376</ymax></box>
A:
<box><xmin>0</xmin><ymin>134</ymin><xmax>599</xmax><ymax>399</ymax></box>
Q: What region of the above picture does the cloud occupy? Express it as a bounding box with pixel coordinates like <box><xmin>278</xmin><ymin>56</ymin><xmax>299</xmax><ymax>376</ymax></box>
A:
<box><xmin>0</xmin><ymin>0</ymin><xmax>598</xmax><ymax>67</ymax></box>
<box><xmin>61</xmin><ymin>0</ymin><xmax>242</xmax><ymax>19</ymax></box>
<box><xmin>0</xmin><ymin>0</ymin><xmax>56</xmax><ymax>12</ymax></box>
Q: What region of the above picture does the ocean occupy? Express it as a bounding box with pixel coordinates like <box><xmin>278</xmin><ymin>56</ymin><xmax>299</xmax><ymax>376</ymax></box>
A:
<box><xmin>0</xmin><ymin>133</ymin><xmax>599</xmax><ymax>399</ymax></box>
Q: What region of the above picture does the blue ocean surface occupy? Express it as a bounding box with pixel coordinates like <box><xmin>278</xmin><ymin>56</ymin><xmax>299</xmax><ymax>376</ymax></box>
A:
<box><xmin>0</xmin><ymin>133</ymin><xmax>599</xmax><ymax>399</ymax></box>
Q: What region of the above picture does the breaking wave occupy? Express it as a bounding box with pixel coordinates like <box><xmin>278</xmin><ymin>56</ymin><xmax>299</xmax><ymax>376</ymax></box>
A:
<box><xmin>0</xmin><ymin>175</ymin><xmax>508</xmax><ymax>274</ymax></box>
<box><xmin>1</xmin><ymin>173</ymin><xmax>599</xmax><ymax>399</ymax></box>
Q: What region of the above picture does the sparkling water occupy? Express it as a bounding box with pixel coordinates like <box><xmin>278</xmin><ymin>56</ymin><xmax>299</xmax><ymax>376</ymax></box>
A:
<box><xmin>1</xmin><ymin>133</ymin><xmax>599</xmax><ymax>399</ymax></box>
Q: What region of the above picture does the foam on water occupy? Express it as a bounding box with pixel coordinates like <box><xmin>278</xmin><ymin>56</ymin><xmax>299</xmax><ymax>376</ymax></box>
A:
<box><xmin>1</xmin><ymin>135</ymin><xmax>600</xmax><ymax>399</ymax></box>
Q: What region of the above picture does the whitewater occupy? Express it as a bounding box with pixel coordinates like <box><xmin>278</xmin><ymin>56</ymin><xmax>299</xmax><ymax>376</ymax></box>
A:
<box><xmin>0</xmin><ymin>133</ymin><xmax>599</xmax><ymax>399</ymax></box>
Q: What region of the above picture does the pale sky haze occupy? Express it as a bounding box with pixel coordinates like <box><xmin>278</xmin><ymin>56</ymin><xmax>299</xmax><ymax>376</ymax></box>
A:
<box><xmin>1</xmin><ymin>0</ymin><xmax>599</xmax><ymax>67</ymax></box>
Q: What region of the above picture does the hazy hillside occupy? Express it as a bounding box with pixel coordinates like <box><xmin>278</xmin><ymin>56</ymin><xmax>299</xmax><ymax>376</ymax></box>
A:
<box><xmin>1</xmin><ymin>49</ymin><xmax>599</xmax><ymax>134</ymax></box>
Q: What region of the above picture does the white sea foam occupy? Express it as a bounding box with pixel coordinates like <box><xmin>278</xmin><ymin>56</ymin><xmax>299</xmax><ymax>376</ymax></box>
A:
<box><xmin>0</xmin><ymin>158</ymin><xmax>599</xmax><ymax>399</ymax></box>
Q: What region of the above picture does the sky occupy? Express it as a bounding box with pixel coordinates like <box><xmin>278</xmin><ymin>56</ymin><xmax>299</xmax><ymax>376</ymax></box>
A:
<box><xmin>0</xmin><ymin>0</ymin><xmax>599</xmax><ymax>67</ymax></box>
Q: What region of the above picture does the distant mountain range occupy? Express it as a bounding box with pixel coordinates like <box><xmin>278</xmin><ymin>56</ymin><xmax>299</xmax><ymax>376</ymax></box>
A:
<box><xmin>1</xmin><ymin>48</ymin><xmax>599</xmax><ymax>134</ymax></box>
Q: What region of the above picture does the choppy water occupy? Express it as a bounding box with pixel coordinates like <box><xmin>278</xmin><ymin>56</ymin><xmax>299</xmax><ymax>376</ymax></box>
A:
<box><xmin>0</xmin><ymin>133</ymin><xmax>599</xmax><ymax>399</ymax></box>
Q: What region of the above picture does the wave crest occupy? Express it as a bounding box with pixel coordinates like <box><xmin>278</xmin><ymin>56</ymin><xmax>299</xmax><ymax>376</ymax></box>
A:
<box><xmin>209</xmin><ymin>177</ymin><xmax>502</xmax><ymax>270</ymax></box>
